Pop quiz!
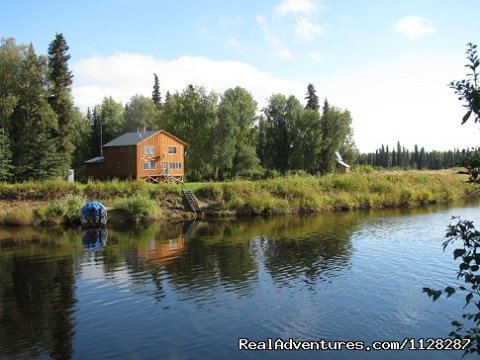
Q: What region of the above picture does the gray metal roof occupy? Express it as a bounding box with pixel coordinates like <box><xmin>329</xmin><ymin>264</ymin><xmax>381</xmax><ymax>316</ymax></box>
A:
<box><xmin>85</xmin><ymin>156</ymin><xmax>105</xmax><ymax>164</ymax></box>
<box><xmin>103</xmin><ymin>131</ymin><xmax>157</xmax><ymax>147</ymax></box>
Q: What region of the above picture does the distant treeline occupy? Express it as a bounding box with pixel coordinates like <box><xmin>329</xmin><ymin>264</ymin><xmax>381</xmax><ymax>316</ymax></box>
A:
<box><xmin>356</xmin><ymin>142</ymin><xmax>469</xmax><ymax>170</ymax></box>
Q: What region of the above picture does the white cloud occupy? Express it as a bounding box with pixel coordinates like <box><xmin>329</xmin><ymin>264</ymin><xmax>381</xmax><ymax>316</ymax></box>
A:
<box><xmin>277</xmin><ymin>0</ymin><xmax>317</xmax><ymax>15</ymax></box>
<box><xmin>73</xmin><ymin>52</ymin><xmax>477</xmax><ymax>152</ymax></box>
<box><xmin>295</xmin><ymin>17</ymin><xmax>324</xmax><ymax>39</ymax></box>
<box><xmin>72</xmin><ymin>52</ymin><xmax>304</xmax><ymax>111</ymax></box>
<box><xmin>394</xmin><ymin>16</ymin><xmax>436</xmax><ymax>40</ymax></box>
<box><xmin>256</xmin><ymin>15</ymin><xmax>293</xmax><ymax>60</ymax></box>
<box><xmin>307</xmin><ymin>50</ymin><xmax>323</xmax><ymax>61</ymax></box>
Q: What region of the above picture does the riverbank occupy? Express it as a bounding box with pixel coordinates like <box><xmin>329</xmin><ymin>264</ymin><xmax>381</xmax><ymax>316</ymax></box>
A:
<box><xmin>0</xmin><ymin>170</ymin><xmax>478</xmax><ymax>226</ymax></box>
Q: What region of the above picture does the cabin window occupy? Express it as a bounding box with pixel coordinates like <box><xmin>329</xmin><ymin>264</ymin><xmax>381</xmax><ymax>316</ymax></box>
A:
<box><xmin>169</xmin><ymin>162</ymin><xmax>182</xmax><ymax>170</ymax></box>
<box><xmin>167</xmin><ymin>146</ymin><xmax>177</xmax><ymax>154</ymax></box>
<box><xmin>143</xmin><ymin>161</ymin><xmax>156</xmax><ymax>170</ymax></box>
<box><xmin>128</xmin><ymin>162</ymin><xmax>133</xmax><ymax>171</ymax></box>
<box><xmin>144</xmin><ymin>146</ymin><xmax>155</xmax><ymax>155</ymax></box>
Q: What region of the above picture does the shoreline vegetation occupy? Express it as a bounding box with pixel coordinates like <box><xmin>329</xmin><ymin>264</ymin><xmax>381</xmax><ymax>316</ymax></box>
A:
<box><xmin>0</xmin><ymin>170</ymin><xmax>478</xmax><ymax>227</ymax></box>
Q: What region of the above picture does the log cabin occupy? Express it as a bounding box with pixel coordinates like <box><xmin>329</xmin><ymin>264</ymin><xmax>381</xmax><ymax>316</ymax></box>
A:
<box><xmin>85</xmin><ymin>129</ymin><xmax>186</xmax><ymax>182</ymax></box>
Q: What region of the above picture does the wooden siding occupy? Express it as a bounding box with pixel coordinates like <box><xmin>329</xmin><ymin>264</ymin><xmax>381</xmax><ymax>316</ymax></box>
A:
<box><xmin>105</xmin><ymin>146</ymin><xmax>137</xmax><ymax>178</ymax></box>
<box><xmin>137</xmin><ymin>132</ymin><xmax>185</xmax><ymax>178</ymax></box>
<box><xmin>86</xmin><ymin>162</ymin><xmax>106</xmax><ymax>178</ymax></box>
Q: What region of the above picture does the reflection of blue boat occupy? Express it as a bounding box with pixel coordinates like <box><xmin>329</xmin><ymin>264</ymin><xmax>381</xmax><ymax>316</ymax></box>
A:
<box><xmin>82</xmin><ymin>228</ymin><xmax>108</xmax><ymax>250</ymax></box>
<box><xmin>80</xmin><ymin>201</ymin><xmax>107</xmax><ymax>227</ymax></box>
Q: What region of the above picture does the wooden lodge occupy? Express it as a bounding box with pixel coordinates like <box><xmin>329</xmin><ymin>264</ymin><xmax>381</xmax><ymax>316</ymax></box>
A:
<box><xmin>85</xmin><ymin>129</ymin><xmax>186</xmax><ymax>182</ymax></box>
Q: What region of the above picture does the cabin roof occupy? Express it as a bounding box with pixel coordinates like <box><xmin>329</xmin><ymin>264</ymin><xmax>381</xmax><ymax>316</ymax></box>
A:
<box><xmin>103</xmin><ymin>131</ymin><xmax>157</xmax><ymax>147</ymax></box>
<box><xmin>102</xmin><ymin>129</ymin><xmax>187</xmax><ymax>148</ymax></box>
<box><xmin>84</xmin><ymin>156</ymin><xmax>105</xmax><ymax>164</ymax></box>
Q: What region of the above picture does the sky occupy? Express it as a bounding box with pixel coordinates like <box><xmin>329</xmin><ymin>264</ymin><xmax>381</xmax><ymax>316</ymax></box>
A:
<box><xmin>1</xmin><ymin>0</ymin><xmax>479</xmax><ymax>152</ymax></box>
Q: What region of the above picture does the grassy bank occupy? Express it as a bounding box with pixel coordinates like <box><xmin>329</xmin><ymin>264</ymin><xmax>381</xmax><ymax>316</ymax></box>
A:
<box><xmin>194</xmin><ymin>171</ymin><xmax>478</xmax><ymax>215</ymax></box>
<box><xmin>0</xmin><ymin>170</ymin><xmax>477</xmax><ymax>226</ymax></box>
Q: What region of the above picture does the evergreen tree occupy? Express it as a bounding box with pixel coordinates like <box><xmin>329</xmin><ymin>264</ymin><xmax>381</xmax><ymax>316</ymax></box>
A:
<box><xmin>152</xmin><ymin>73</ymin><xmax>161</xmax><ymax>108</ymax></box>
<box><xmin>305</xmin><ymin>83</ymin><xmax>319</xmax><ymax>111</ymax></box>
<box><xmin>48</xmin><ymin>33</ymin><xmax>74</xmax><ymax>177</ymax></box>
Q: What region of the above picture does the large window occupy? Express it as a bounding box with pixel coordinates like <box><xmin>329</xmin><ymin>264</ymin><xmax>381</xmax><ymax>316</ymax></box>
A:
<box><xmin>167</xmin><ymin>146</ymin><xmax>177</xmax><ymax>154</ymax></box>
<box><xmin>144</xmin><ymin>146</ymin><xmax>155</xmax><ymax>155</ymax></box>
<box><xmin>143</xmin><ymin>161</ymin><xmax>156</xmax><ymax>170</ymax></box>
<box><xmin>169</xmin><ymin>162</ymin><xmax>182</xmax><ymax>170</ymax></box>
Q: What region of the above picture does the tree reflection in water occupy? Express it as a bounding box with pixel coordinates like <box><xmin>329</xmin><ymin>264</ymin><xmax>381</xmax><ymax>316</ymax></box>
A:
<box><xmin>0</xmin><ymin>229</ymin><xmax>79</xmax><ymax>360</ymax></box>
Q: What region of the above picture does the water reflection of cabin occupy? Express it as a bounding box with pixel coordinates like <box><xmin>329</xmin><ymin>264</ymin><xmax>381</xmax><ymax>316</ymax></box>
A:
<box><xmin>85</xmin><ymin>130</ymin><xmax>186</xmax><ymax>182</ymax></box>
<box><xmin>138</xmin><ymin>234</ymin><xmax>186</xmax><ymax>265</ymax></box>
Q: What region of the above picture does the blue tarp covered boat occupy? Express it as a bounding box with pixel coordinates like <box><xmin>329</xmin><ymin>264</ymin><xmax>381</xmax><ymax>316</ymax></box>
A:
<box><xmin>80</xmin><ymin>201</ymin><xmax>107</xmax><ymax>227</ymax></box>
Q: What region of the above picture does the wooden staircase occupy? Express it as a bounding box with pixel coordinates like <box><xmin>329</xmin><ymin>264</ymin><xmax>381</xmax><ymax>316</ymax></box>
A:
<box><xmin>181</xmin><ymin>187</ymin><xmax>202</xmax><ymax>214</ymax></box>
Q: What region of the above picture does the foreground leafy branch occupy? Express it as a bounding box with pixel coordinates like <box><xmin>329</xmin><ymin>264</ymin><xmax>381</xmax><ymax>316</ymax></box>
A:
<box><xmin>449</xmin><ymin>43</ymin><xmax>480</xmax><ymax>125</ymax></box>
<box><xmin>424</xmin><ymin>217</ymin><xmax>480</xmax><ymax>356</ymax></box>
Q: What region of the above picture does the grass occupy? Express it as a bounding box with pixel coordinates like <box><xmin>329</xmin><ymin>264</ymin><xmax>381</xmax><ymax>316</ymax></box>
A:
<box><xmin>1</xmin><ymin>209</ymin><xmax>35</xmax><ymax>226</ymax></box>
<box><xmin>0</xmin><ymin>170</ymin><xmax>477</xmax><ymax>226</ymax></box>
<box><xmin>192</xmin><ymin>171</ymin><xmax>478</xmax><ymax>215</ymax></box>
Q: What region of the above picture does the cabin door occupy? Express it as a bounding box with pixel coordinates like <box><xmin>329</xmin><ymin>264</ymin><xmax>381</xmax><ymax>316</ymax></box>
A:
<box><xmin>162</xmin><ymin>162</ymin><xmax>168</xmax><ymax>175</ymax></box>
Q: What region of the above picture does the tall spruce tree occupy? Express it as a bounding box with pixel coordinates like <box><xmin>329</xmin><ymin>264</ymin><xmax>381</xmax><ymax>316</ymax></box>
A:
<box><xmin>48</xmin><ymin>33</ymin><xmax>74</xmax><ymax>177</ymax></box>
<box><xmin>305</xmin><ymin>83</ymin><xmax>319</xmax><ymax>111</ymax></box>
<box><xmin>152</xmin><ymin>73</ymin><xmax>161</xmax><ymax>108</ymax></box>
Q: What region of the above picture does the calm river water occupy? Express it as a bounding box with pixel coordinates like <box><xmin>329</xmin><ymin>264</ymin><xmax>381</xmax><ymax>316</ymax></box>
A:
<box><xmin>1</xmin><ymin>202</ymin><xmax>480</xmax><ymax>359</ymax></box>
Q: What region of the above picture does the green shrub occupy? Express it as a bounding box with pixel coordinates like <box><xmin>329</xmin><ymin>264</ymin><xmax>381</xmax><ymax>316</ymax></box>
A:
<box><xmin>114</xmin><ymin>195</ymin><xmax>159</xmax><ymax>223</ymax></box>
<box><xmin>37</xmin><ymin>194</ymin><xmax>85</xmax><ymax>224</ymax></box>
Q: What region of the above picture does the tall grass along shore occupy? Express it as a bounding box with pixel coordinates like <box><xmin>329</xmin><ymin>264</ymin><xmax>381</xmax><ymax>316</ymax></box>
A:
<box><xmin>0</xmin><ymin>170</ymin><xmax>477</xmax><ymax>226</ymax></box>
